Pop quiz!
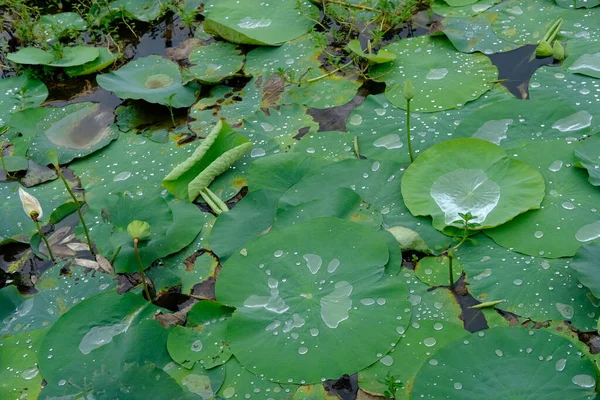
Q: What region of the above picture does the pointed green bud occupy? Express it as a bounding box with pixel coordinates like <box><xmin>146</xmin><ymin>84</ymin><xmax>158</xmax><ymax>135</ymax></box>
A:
<box><xmin>403</xmin><ymin>79</ymin><xmax>414</xmax><ymax>100</ymax></box>
<box><xmin>553</xmin><ymin>41</ymin><xmax>565</xmax><ymax>61</ymax></box>
<box><xmin>535</xmin><ymin>41</ymin><xmax>554</xmax><ymax>58</ymax></box>
<box><xmin>127</xmin><ymin>220</ymin><xmax>152</xmax><ymax>241</ymax></box>
<box><xmin>46</xmin><ymin>150</ymin><xmax>59</xmax><ymax>168</ymax></box>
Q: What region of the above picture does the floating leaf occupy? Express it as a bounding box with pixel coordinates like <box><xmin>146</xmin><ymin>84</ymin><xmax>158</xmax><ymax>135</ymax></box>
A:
<box><xmin>555</xmin><ymin>0</ymin><xmax>600</xmax><ymax>8</ymax></box>
<box><xmin>216</xmin><ymin>218</ymin><xmax>412</xmax><ymax>383</ymax></box>
<box><xmin>185</xmin><ymin>41</ymin><xmax>245</xmax><ymax>84</ymax></box>
<box><xmin>97</xmin><ymin>55</ymin><xmax>198</xmax><ymax>108</ymax></box>
<box><xmin>572</xmin><ymin>242</ymin><xmax>600</xmax><ymax>299</ymax></box>
<box><xmin>401</xmin><ymin>138</ymin><xmax>545</xmax><ymax>231</ymax></box>
<box><xmin>432</xmin><ymin>0</ymin><xmax>501</xmax><ymax>18</ymax></box>
<box><xmin>203</xmin><ymin>0</ymin><xmax>318</xmax><ymax>46</ymax></box>
<box><xmin>486</xmin><ymin>139</ymin><xmax>600</xmax><ymax>258</ymax></box>
<box><xmin>217</xmin><ymin>357</ymin><xmax>293</xmax><ymax>399</ymax></box>
<box><xmin>163</xmin><ymin>121</ymin><xmax>252</xmax><ymax>201</ymax></box>
<box><xmin>410</xmin><ymin>327</ymin><xmax>598</xmax><ymax>399</ymax></box>
<box><xmin>7</xmin><ymin>46</ymin><xmax>100</xmax><ymax>67</ymax></box>
<box><xmin>0</xmin><ymin>74</ymin><xmax>48</xmax><ymax>128</ymax></box>
<box><xmin>64</xmin><ymin>47</ymin><xmax>118</xmax><ymax>77</ymax></box>
<box><xmin>370</xmin><ymin>36</ymin><xmax>498</xmax><ymax>112</ymax></box>
<box><xmin>347</xmin><ymin>39</ymin><xmax>396</xmax><ymax>63</ymax></box>
<box><xmin>440</xmin><ymin>15</ymin><xmax>519</xmax><ymax>54</ymax></box>
<box><xmin>109</xmin><ymin>0</ymin><xmax>168</xmax><ymax>21</ymax></box>
<box><xmin>0</xmin><ymin>329</ymin><xmax>46</xmax><ymax>399</ymax></box>
<box><xmin>574</xmin><ymin>133</ymin><xmax>600</xmax><ymax>186</ymax></box>
<box><xmin>33</xmin><ymin>12</ymin><xmax>86</xmax><ymax>42</ymax></box>
<box><xmin>164</xmin><ymin>361</ymin><xmax>225</xmax><ymax>399</ymax></box>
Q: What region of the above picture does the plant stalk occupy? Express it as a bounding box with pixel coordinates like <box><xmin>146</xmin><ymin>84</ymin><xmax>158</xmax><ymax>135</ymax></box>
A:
<box><xmin>448</xmin><ymin>254</ymin><xmax>455</xmax><ymax>290</ymax></box>
<box><xmin>56</xmin><ymin>167</ymin><xmax>94</xmax><ymax>255</ymax></box>
<box><xmin>134</xmin><ymin>237</ymin><xmax>152</xmax><ymax>301</ymax></box>
<box><xmin>33</xmin><ymin>219</ymin><xmax>55</xmax><ymax>261</ymax></box>
<box><xmin>406</xmin><ymin>99</ymin><xmax>414</xmax><ymax>162</ymax></box>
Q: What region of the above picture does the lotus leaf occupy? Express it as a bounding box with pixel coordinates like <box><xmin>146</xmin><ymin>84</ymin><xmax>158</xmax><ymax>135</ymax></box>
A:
<box><xmin>216</xmin><ymin>217</ymin><xmax>412</xmax><ymax>383</ymax></box>
<box><xmin>574</xmin><ymin>133</ymin><xmax>600</xmax><ymax>186</ymax></box>
<box><xmin>292</xmin><ymin>130</ymin><xmax>355</xmax><ymax>161</ymax></box>
<box><xmin>96</xmin><ymin>55</ymin><xmax>198</xmax><ymax>107</ymax></box>
<box><xmin>217</xmin><ymin>357</ymin><xmax>293</xmax><ymax>399</ymax></box>
<box><xmin>163</xmin><ymin>121</ymin><xmax>252</xmax><ymax>201</ymax></box>
<box><xmin>167</xmin><ymin>301</ymin><xmax>233</xmax><ymax>369</ymax></box>
<box><xmin>440</xmin><ymin>15</ymin><xmax>519</xmax><ymax>54</ymax></box>
<box><xmin>486</xmin><ymin>140</ymin><xmax>600</xmax><ymax>258</ymax></box>
<box><xmin>33</xmin><ymin>12</ymin><xmax>86</xmax><ymax>42</ymax></box>
<box><xmin>358</xmin><ymin>320</ymin><xmax>468</xmax><ymax>400</ymax></box>
<box><xmin>443</xmin><ymin>0</ymin><xmax>479</xmax><ymax>5</ymax></box>
<box><xmin>458</xmin><ymin>235</ymin><xmax>598</xmax><ymax>331</ymax></box>
<box><xmin>163</xmin><ymin>361</ymin><xmax>225</xmax><ymax>399</ymax></box>
<box><xmin>203</xmin><ymin>0</ymin><xmax>318</xmax><ymax>46</ymax></box>
<box><xmin>185</xmin><ymin>41</ymin><xmax>245</xmax><ymax>84</ymax></box>
<box><xmin>28</xmin><ymin>102</ymin><xmax>119</xmax><ymax>165</ymax></box>
<box><xmin>432</xmin><ymin>0</ymin><xmax>502</xmax><ymax>18</ymax></box>
<box><xmin>555</xmin><ymin>0</ymin><xmax>600</xmax><ymax>8</ymax></box>
<box><xmin>566</xmin><ymin>50</ymin><xmax>600</xmax><ymax>79</ymax></box>
<box><xmin>401</xmin><ymin>138</ymin><xmax>545</xmax><ymax>231</ymax></box>
<box><xmin>370</xmin><ymin>36</ymin><xmax>498</xmax><ymax>112</ymax></box>
<box><xmin>38</xmin><ymin>291</ymin><xmax>184</xmax><ymax>398</ymax></box>
<box><xmin>415</xmin><ymin>256</ymin><xmax>463</xmax><ymax>287</ymax></box>
<box><xmin>572</xmin><ymin>242</ymin><xmax>600</xmax><ymax>299</ymax></box>
<box><xmin>7</xmin><ymin>46</ymin><xmax>100</xmax><ymax>67</ymax></box>
<box><xmin>64</xmin><ymin>47</ymin><xmax>118</xmax><ymax>77</ymax></box>
<box><xmin>0</xmin><ymin>329</ymin><xmax>46</xmax><ymax>399</ymax></box>
<box><xmin>347</xmin><ymin>39</ymin><xmax>396</xmax><ymax>63</ymax></box>
<box><xmin>410</xmin><ymin>327</ymin><xmax>598</xmax><ymax>399</ymax></box>
<box><xmin>109</xmin><ymin>0</ymin><xmax>167</xmax><ymax>21</ymax></box>
<box><xmin>0</xmin><ymin>74</ymin><xmax>48</xmax><ymax>128</ymax></box>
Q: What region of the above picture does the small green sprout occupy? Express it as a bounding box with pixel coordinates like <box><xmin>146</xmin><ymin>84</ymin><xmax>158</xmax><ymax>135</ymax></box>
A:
<box><xmin>128</xmin><ymin>220</ymin><xmax>153</xmax><ymax>301</ymax></box>
<box><xmin>379</xmin><ymin>372</ymin><xmax>404</xmax><ymax>398</ymax></box>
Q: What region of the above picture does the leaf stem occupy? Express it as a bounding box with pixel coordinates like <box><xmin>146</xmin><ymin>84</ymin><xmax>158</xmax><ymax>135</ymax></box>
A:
<box><xmin>406</xmin><ymin>99</ymin><xmax>414</xmax><ymax>162</ymax></box>
<box><xmin>33</xmin><ymin>219</ymin><xmax>54</xmax><ymax>261</ymax></box>
<box><xmin>55</xmin><ymin>166</ymin><xmax>94</xmax><ymax>255</ymax></box>
<box><xmin>448</xmin><ymin>253</ymin><xmax>455</xmax><ymax>290</ymax></box>
<box><xmin>353</xmin><ymin>136</ymin><xmax>360</xmax><ymax>158</ymax></box>
<box><xmin>134</xmin><ymin>237</ymin><xmax>152</xmax><ymax>301</ymax></box>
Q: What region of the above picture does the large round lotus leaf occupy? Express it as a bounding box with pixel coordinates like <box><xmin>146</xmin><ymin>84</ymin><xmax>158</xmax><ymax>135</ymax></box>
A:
<box><xmin>28</xmin><ymin>102</ymin><xmax>118</xmax><ymax>165</ymax></box>
<box><xmin>571</xmin><ymin>242</ymin><xmax>600</xmax><ymax>299</ymax></box>
<box><xmin>216</xmin><ymin>218</ymin><xmax>412</xmax><ymax>383</ymax></box>
<box><xmin>457</xmin><ymin>235</ymin><xmax>598</xmax><ymax>331</ymax></box>
<box><xmin>574</xmin><ymin>134</ymin><xmax>600</xmax><ymax>186</ymax></box>
<box><xmin>556</xmin><ymin>0</ymin><xmax>600</xmax><ymax>7</ymax></box>
<box><xmin>0</xmin><ymin>74</ymin><xmax>48</xmax><ymax>128</ymax></box>
<box><xmin>359</xmin><ymin>320</ymin><xmax>468</xmax><ymax>400</ymax></box>
<box><xmin>96</xmin><ymin>55</ymin><xmax>198</xmax><ymax>108</ymax></box>
<box><xmin>491</xmin><ymin>0</ymin><xmax>600</xmax><ymax>45</ymax></box>
<box><xmin>370</xmin><ymin>36</ymin><xmax>498</xmax><ymax>112</ymax></box>
<box><xmin>440</xmin><ymin>15</ymin><xmax>519</xmax><ymax>54</ymax></box>
<box><xmin>432</xmin><ymin>0</ymin><xmax>502</xmax><ymax>18</ymax></box>
<box><xmin>186</xmin><ymin>41</ymin><xmax>244</xmax><ymax>84</ymax></box>
<box><xmin>203</xmin><ymin>0</ymin><xmax>318</xmax><ymax>46</ymax></box>
<box><xmin>455</xmin><ymin>98</ymin><xmax>593</xmax><ymax>148</ymax></box>
<box><xmin>86</xmin><ymin>193</ymin><xmax>204</xmax><ymax>273</ymax></box>
<box><xmin>33</xmin><ymin>12</ymin><xmax>86</xmax><ymax>42</ymax></box>
<box><xmin>38</xmin><ymin>290</ymin><xmax>184</xmax><ymax>398</ymax></box>
<box><xmin>163</xmin><ymin>361</ymin><xmax>225</xmax><ymax>399</ymax></box>
<box><xmin>401</xmin><ymin>138</ymin><xmax>545</xmax><ymax>231</ymax></box>
<box><xmin>529</xmin><ymin>67</ymin><xmax>600</xmax><ymax>134</ymax></box>
<box><xmin>486</xmin><ymin>140</ymin><xmax>600</xmax><ymax>258</ymax></box>
<box><xmin>7</xmin><ymin>46</ymin><xmax>99</xmax><ymax>67</ymax></box>
<box><xmin>217</xmin><ymin>357</ymin><xmax>293</xmax><ymax>399</ymax></box>
<box><xmin>410</xmin><ymin>327</ymin><xmax>598</xmax><ymax>399</ymax></box>
<box><xmin>109</xmin><ymin>0</ymin><xmax>167</xmax><ymax>21</ymax></box>
<box><xmin>167</xmin><ymin>301</ymin><xmax>233</xmax><ymax>369</ymax></box>
<box><xmin>0</xmin><ymin>329</ymin><xmax>46</xmax><ymax>399</ymax></box>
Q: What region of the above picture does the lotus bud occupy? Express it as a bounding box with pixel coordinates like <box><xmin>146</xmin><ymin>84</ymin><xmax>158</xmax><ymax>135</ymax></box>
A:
<box><xmin>553</xmin><ymin>41</ymin><xmax>565</xmax><ymax>61</ymax></box>
<box><xmin>127</xmin><ymin>220</ymin><xmax>152</xmax><ymax>241</ymax></box>
<box><xmin>46</xmin><ymin>150</ymin><xmax>59</xmax><ymax>168</ymax></box>
<box><xmin>403</xmin><ymin>79</ymin><xmax>414</xmax><ymax>100</ymax></box>
<box><xmin>18</xmin><ymin>187</ymin><xmax>43</xmax><ymax>221</ymax></box>
<box><xmin>535</xmin><ymin>41</ymin><xmax>554</xmax><ymax>58</ymax></box>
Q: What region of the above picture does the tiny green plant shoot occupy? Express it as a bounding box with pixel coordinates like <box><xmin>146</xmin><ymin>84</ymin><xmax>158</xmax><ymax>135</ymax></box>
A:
<box><xmin>18</xmin><ymin>187</ymin><xmax>55</xmax><ymax>261</ymax></box>
<box><xmin>200</xmin><ymin>187</ymin><xmax>229</xmax><ymax>215</ymax></box>
<box><xmin>535</xmin><ymin>18</ymin><xmax>564</xmax><ymax>59</ymax></box>
<box><xmin>403</xmin><ymin>79</ymin><xmax>415</xmax><ymax>162</ymax></box>
<box><xmin>46</xmin><ymin>150</ymin><xmax>94</xmax><ymax>256</ymax></box>
<box><xmin>445</xmin><ymin>212</ymin><xmax>481</xmax><ymax>290</ymax></box>
<box><xmin>379</xmin><ymin>372</ymin><xmax>404</xmax><ymax>398</ymax></box>
<box><xmin>127</xmin><ymin>220</ymin><xmax>153</xmax><ymax>301</ymax></box>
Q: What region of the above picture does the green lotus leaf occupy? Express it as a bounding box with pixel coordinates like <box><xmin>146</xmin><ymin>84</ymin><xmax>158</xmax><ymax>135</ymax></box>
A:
<box><xmin>96</xmin><ymin>55</ymin><xmax>198</xmax><ymax>107</ymax></box>
<box><xmin>203</xmin><ymin>0</ymin><xmax>318</xmax><ymax>46</ymax></box>
<box><xmin>0</xmin><ymin>74</ymin><xmax>48</xmax><ymax>128</ymax></box>
<box><xmin>359</xmin><ymin>320</ymin><xmax>468</xmax><ymax>399</ymax></box>
<box><xmin>28</xmin><ymin>102</ymin><xmax>119</xmax><ymax>165</ymax></box>
<box><xmin>109</xmin><ymin>0</ymin><xmax>167</xmax><ymax>21</ymax></box>
<box><xmin>347</xmin><ymin>39</ymin><xmax>396</xmax><ymax>63</ymax></box>
<box><xmin>33</xmin><ymin>12</ymin><xmax>86</xmax><ymax>42</ymax></box>
<box><xmin>64</xmin><ymin>47</ymin><xmax>118</xmax><ymax>77</ymax></box>
<box><xmin>167</xmin><ymin>301</ymin><xmax>233</xmax><ymax>369</ymax></box>
<box><xmin>574</xmin><ymin>133</ymin><xmax>600</xmax><ymax>186</ymax></box>
<box><xmin>401</xmin><ymin>138</ymin><xmax>545</xmax><ymax>231</ymax></box>
<box><xmin>443</xmin><ymin>0</ymin><xmax>479</xmax><ymax>5</ymax></box>
<box><xmin>8</xmin><ymin>46</ymin><xmax>100</xmax><ymax>67</ymax></box>
<box><xmin>572</xmin><ymin>242</ymin><xmax>600</xmax><ymax>299</ymax></box>
<box><xmin>567</xmin><ymin>51</ymin><xmax>600</xmax><ymax>79</ymax></box>
<box><xmin>486</xmin><ymin>140</ymin><xmax>600</xmax><ymax>258</ymax></box>
<box><xmin>410</xmin><ymin>327</ymin><xmax>598</xmax><ymax>399</ymax></box>
<box><xmin>0</xmin><ymin>329</ymin><xmax>46</xmax><ymax>399</ymax></box>
<box><xmin>163</xmin><ymin>361</ymin><xmax>225</xmax><ymax>399</ymax></box>
<box><xmin>38</xmin><ymin>290</ymin><xmax>184</xmax><ymax>398</ymax></box>
<box><xmin>370</xmin><ymin>36</ymin><xmax>498</xmax><ymax>112</ymax></box>
<box><xmin>440</xmin><ymin>15</ymin><xmax>519</xmax><ymax>54</ymax></box>
<box><xmin>217</xmin><ymin>357</ymin><xmax>293</xmax><ymax>399</ymax></box>
<box><xmin>85</xmin><ymin>193</ymin><xmax>204</xmax><ymax>273</ymax></box>
<box><xmin>216</xmin><ymin>217</ymin><xmax>412</xmax><ymax>383</ymax></box>
<box><xmin>292</xmin><ymin>130</ymin><xmax>355</xmax><ymax>161</ymax></box>
<box><xmin>415</xmin><ymin>256</ymin><xmax>463</xmax><ymax>287</ymax></box>
<box><xmin>555</xmin><ymin>0</ymin><xmax>600</xmax><ymax>8</ymax></box>
<box><xmin>185</xmin><ymin>41</ymin><xmax>245</xmax><ymax>84</ymax></box>
<box><xmin>432</xmin><ymin>0</ymin><xmax>501</xmax><ymax>18</ymax></box>
<box><xmin>458</xmin><ymin>234</ymin><xmax>598</xmax><ymax>331</ymax></box>
<box><xmin>163</xmin><ymin>121</ymin><xmax>252</xmax><ymax>201</ymax></box>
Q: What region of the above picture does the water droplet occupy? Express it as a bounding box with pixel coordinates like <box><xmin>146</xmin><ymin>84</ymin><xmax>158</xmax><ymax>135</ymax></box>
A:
<box><xmin>472</xmin><ymin>119</ymin><xmax>512</xmax><ymax>145</ymax></box>
<box><xmin>304</xmin><ymin>254</ymin><xmax>322</xmax><ymax>275</ymax></box>
<box><xmin>495</xmin><ymin>349</ymin><xmax>503</xmax><ymax>357</ymax></box>
<box><xmin>534</xmin><ymin>231</ymin><xmax>544</xmax><ymax>239</ymax></box>
<box><xmin>377</xmin><ymin>298</ymin><xmax>386</xmax><ymax>305</ymax></box>
<box><xmin>310</xmin><ymin>328</ymin><xmax>319</xmax><ymax>337</ymax></box>
<box><xmin>423</xmin><ymin>337</ymin><xmax>436</xmax><ymax>347</ymax></box>
<box><xmin>274</xmin><ymin>250</ymin><xmax>284</xmax><ymax>257</ymax></box>
<box><xmin>380</xmin><ymin>355</ymin><xmax>394</xmax><ymax>366</ymax></box>
<box><xmin>426</xmin><ymin>68</ymin><xmax>449</xmax><ymax>80</ymax></box>
<box><xmin>454</xmin><ymin>382</ymin><xmax>463</xmax><ymax>390</ymax></box>
<box><xmin>298</xmin><ymin>346</ymin><xmax>308</xmax><ymax>355</ymax></box>
<box><xmin>361</xmin><ymin>298</ymin><xmax>375</xmax><ymax>306</ymax></box>
<box><xmin>552</xmin><ymin>111</ymin><xmax>593</xmax><ymax>132</ymax></box>
<box><xmin>349</xmin><ymin>114</ymin><xmax>363</xmax><ymax>126</ymax></box>
<box><xmin>373</xmin><ymin>134</ymin><xmax>403</xmax><ymax>149</ymax></box>
<box><xmin>555</xmin><ymin>358</ymin><xmax>567</xmax><ymax>372</ymax></box>
<box><xmin>572</xmin><ymin>374</ymin><xmax>595</xmax><ymax>388</ymax></box>
<box><xmin>562</xmin><ymin>202</ymin><xmax>575</xmax><ymax>210</ymax></box>
<box><xmin>575</xmin><ymin>220</ymin><xmax>600</xmax><ymax>243</ymax></box>
<box><xmin>320</xmin><ymin>281</ymin><xmax>353</xmax><ymax>328</ymax></box>
<box><xmin>371</xmin><ymin>161</ymin><xmax>381</xmax><ymax>172</ymax></box>
<box><xmin>21</xmin><ymin>367</ymin><xmax>39</xmax><ymax>380</ymax></box>
<box><xmin>556</xmin><ymin>303</ymin><xmax>574</xmax><ymax>319</ymax></box>
<box><xmin>260</xmin><ymin>122</ymin><xmax>274</xmax><ymax>132</ymax></box>
<box><xmin>250</xmin><ymin>148</ymin><xmax>266</xmax><ymax>158</ymax></box>
<box><xmin>396</xmin><ymin>326</ymin><xmax>406</xmax><ymax>335</ymax></box>
<box><xmin>433</xmin><ymin>323</ymin><xmax>444</xmax><ymax>331</ymax></box>
<box><xmin>222</xmin><ymin>387</ymin><xmax>236</xmax><ymax>398</ymax></box>
<box><xmin>113</xmin><ymin>171</ymin><xmax>131</xmax><ymax>182</ymax></box>
<box><xmin>191</xmin><ymin>339</ymin><xmax>202</xmax><ymax>352</ymax></box>
<box><xmin>58</xmin><ymin>379</ymin><xmax>67</xmax><ymax>386</ymax></box>
<box><xmin>513</xmin><ymin>279</ymin><xmax>523</xmax><ymax>286</ymax></box>
<box><xmin>327</xmin><ymin>258</ymin><xmax>340</xmax><ymax>273</ymax></box>
<box><xmin>548</xmin><ymin>160</ymin><xmax>563</xmax><ymax>172</ymax></box>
